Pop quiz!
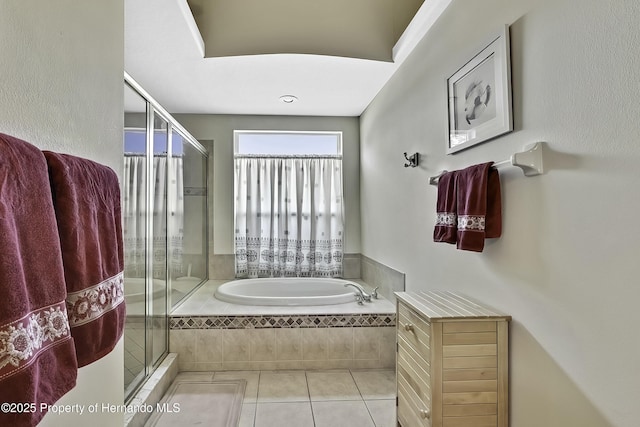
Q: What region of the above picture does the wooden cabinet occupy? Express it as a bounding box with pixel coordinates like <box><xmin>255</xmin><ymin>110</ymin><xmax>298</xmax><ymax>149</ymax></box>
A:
<box><xmin>395</xmin><ymin>291</ymin><xmax>511</xmax><ymax>427</ymax></box>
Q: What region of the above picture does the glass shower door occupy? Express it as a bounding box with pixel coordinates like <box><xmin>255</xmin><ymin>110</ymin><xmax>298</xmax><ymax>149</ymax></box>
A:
<box><xmin>171</xmin><ymin>131</ymin><xmax>207</xmax><ymax>309</ymax></box>
<box><xmin>123</xmin><ymin>82</ymin><xmax>148</xmax><ymax>396</ymax></box>
<box><xmin>122</xmin><ymin>85</ymin><xmax>172</xmax><ymax>397</ymax></box>
<box><xmin>150</xmin><ymin>113</ymin><xmax>170</xmax><ymax>367</ymax></box>
<box><xmin>123</xmin><ymin>73</ymin><xmax>208</xmax><ymax>401</ymax></box>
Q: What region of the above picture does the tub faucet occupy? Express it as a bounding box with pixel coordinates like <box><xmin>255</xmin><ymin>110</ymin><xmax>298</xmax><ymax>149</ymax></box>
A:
<box><xmin>344</xmin><ymin>282</ymin><xmax>371</xmax><ymax>303</ymax></box>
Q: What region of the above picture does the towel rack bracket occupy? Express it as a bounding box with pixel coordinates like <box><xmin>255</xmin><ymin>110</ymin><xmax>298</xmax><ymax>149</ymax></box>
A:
<box><xmin>511</xmin><ymin>142</ymin><xmax>544</xmax><ymax>177</ymax></box>
<box><xmin>428</xmin><ymin>142</ymin><xmax>545</xmax><ymax>185</ymax></box>
<box><xmin>429</xmin><ymin>170</ymin><xmax>447</xmax><ymax>186</ymax></box>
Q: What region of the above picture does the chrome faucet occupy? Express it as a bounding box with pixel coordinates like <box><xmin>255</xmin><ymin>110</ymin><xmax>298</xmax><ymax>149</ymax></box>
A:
<box><xmin>344</xmin><ymin>282</ymin><xmax>371</xmax><ymax>303</ymax></box>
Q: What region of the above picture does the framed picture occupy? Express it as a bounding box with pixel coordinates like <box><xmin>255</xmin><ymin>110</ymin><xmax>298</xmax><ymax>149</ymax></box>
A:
<box><xmin>447</xmin><ymin>25</ymin><xmax>512</xmax><ymax>154</ymax></box>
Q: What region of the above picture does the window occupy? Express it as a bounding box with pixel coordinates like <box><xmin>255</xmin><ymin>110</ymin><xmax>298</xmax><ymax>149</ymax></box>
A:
<box><xmin>234</xmin><ymin>131</ymin><xmax>342</xmax><ymax>156</ymax></box>
<box><xmin>234</xmin><ymin>131</ymin><xmax>344</xmax><ymax>278</ymax></box>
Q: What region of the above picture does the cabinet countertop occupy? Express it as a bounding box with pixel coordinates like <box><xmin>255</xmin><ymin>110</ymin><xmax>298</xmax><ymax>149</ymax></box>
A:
<box><xmin>395</xmin><ymin>291</ymin><xmax>511</xmax><ymax>322</ymax></box>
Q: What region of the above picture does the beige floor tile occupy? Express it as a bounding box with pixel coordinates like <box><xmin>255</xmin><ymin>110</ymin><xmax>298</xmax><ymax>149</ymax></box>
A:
<box><xmin>145</xmin><ymin>380</ymin><xmax>244</xmax><ymax>427</ymax></box>
<box><xmin>312</xmin><ymin>400</ymin><xmax>375</xmax><ymax>427</ymax></box>
<box><xmin>307</xmin><ymin>371</ymin><xmax>361</xmax><ymax>401</ymax></box>
<box><xmin>351</xmin><ymin>370</ymin><xmax>396</xmax><ymax>400</ymax></box>
<box><xmin>174</xmin><ymin>372</ymin><xmax>215</xmax><ymax>382</ymax></box>
<box><xmin>365</xmin><ymin>399</ymin><xmax>396</xmax><ymax>427</ymax></box>
<box><xmin>238</xmin><ymin>403</ymin><xmax>256</xmax><ymax>427</ymax></box>
<box><xmin>257</xmin><ymin>371</ymin><xmax>309</xmax><ymax>402</ymax></box>
<box><xmin>214</xmin><ymin>371</ymin><xmax>260</xmax><ymax>403</ymax></box>
<box><xmin>255</xmin><ymin>402</ymin><xmax>314</xmax><ymax>427</ymax></box>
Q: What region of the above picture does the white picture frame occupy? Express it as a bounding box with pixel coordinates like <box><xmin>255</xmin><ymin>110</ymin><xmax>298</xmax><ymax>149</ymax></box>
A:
<box><xmin>447</xmin><ymin>25</ymin><xmax>513</xmax><ymax>154</ymax></box>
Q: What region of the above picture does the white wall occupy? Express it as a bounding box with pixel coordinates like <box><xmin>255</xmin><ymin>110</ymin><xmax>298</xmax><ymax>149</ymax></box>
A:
<box><xmin>174</xmin><ymin>114</ymin><xmax>362</xmax><ymax>255</ymax></box>
<box><xmin>360</xmin><ymin>0</ymin><xmax>640</xmax><ymax>426</ymax></box>
<box><xmin>0</xmin><ymin>1</ymin><xmax>125</xmax><ymax>426</ymax></box>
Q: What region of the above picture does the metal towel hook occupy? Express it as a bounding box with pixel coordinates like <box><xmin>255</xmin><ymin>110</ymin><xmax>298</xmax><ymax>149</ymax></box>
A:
<box><xmin>404</xmin><ymin>152</ymin><xmax>419</xmax><ymax>168</ymax></box>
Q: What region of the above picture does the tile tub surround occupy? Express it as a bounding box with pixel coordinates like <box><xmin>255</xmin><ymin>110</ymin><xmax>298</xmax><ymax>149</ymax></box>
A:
<box><xmin>361</xmin><ymin>255</ymin><xmax>405</xmax><ymax>304</ymax></box>
<box><xmin>171</xmin><ymin>280</ymin><xmax>394</xmax><ymax>316</ymax></box>
<box><xmin>169</xmin><ymin>280</ymin><xmax>396</xmax><ymax>371</ymax></box>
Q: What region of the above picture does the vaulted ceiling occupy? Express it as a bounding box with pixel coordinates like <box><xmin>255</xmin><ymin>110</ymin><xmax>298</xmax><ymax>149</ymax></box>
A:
<box><xmin>189</xmin><ymin>0</ymin><xmax>423</xmax><ymax>61</ymax></box>
<box><xmin>124</xmin><ymin>0</ymin><xmax>452</xmax><ymax>116</ymax></box>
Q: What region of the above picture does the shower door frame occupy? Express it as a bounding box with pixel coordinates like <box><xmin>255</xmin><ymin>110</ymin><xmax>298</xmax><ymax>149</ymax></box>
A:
<box><xmin>124</xmin><ymin>72</ymin><xmax>208</xmax><ymax>402</ymax></box>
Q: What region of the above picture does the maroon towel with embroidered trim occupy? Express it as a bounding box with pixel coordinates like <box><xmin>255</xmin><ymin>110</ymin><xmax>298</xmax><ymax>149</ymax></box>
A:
<box><xmin>0</xmin><ymin>134</ymin><xmax>78</xmax><ymax>426</ymax></box>
<box><xmin>456</xmin><ymin>162</ymin><xmax>502</xmax><ymax>252</ymax></box>
<box><xmin>433</xmin><ymin>171</ymin><xmax>458</xmax><ymax>244</ymax></box>
<box><xmin>43</xmin><ymin>152</ymin><xmax>125</xmax><ymax>367</ymax></box>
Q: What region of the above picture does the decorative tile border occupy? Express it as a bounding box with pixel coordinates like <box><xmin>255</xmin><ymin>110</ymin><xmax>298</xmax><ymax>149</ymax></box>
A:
<box><xmin>170</xmin><ymin>313</ymin><xmax>396</xmax><ymax>330</ymax></box>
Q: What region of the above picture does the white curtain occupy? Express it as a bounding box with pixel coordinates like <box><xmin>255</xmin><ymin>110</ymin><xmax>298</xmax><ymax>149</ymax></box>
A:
<box><xmin>123</xmin><ymin>155</ymin><xmax>184</xmax><ymax>279</ymax></box>
<box><xmin>123</xmin><ymin>156</ymin><xmax>146</xmax><ymax>278</ymax></box>
<box><xmin>234</xmin><ymin>156</ymin><xmax>344</xmax><ymax>278</ymax></box>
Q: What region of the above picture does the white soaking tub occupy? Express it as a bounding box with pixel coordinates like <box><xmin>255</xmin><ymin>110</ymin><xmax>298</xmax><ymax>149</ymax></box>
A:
<box><xmin>214</xmin><ymin>277</ymin><xmax>359</xmax><ymax>306</ymax></box>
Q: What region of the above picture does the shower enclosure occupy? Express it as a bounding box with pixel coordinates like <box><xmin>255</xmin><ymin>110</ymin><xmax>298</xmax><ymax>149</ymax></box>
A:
<box><xmin>123</xmin><ymin>73</ymin><xmax>208</xmax><ymax>400</ymax></box>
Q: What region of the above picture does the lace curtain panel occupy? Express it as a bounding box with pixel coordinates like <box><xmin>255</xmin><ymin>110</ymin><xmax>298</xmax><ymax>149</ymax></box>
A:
<box><xmin>123</xmin><ymin>155</ymin><xmax>184</xmax><ymax>279</ymax></box>
<box><xmin>234</xmin><ymin>156</ymin><xmax>344</xmax><ymax>278</ymax></box>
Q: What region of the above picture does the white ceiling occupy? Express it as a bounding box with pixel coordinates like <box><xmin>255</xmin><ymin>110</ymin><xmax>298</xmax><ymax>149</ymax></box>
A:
<box><xmin>124</xmin><ymin>0</ymin><xmax>452</xmax><ymax>117</ymax></box>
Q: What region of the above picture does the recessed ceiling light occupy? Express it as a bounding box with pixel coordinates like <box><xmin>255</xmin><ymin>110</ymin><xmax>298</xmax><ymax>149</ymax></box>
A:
<box><xmin>279</xmin><ymin>95</ymin><xmax>298</xmax><ymax>104</ymax></box>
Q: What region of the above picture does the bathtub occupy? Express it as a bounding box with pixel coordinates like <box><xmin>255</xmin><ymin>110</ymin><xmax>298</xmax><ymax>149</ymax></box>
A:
<box><xmin>214</xmin><ymin>277</ymin><xmax>360</xmax><ymax>306</ymax></box>
<box><xmin>125</xmin><ymin>276</ymin><xmax>203</xmax><ymax>315</ymax></box>
<box><xmin>124</xmin><ymin>277</ymin><xmax>147</xmax><ymax>304</ymax></box>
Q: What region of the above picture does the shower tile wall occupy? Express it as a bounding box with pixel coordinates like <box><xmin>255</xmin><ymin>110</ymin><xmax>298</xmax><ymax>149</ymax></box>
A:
<box><xmin>361</xmin><ymin>256</ymin><xmax>405</xmax><ymax>303</ymax></box>
<box><xmin>208</xmin><ymin>254</ymin><xmax>235</xmax><ymax>280</ymax></box>
<box><xmin>343</xmin><ymin>254</ymin><xmax>362</xmax><ymax>278</ymax></box>
<box><xmin>181</xmin><ymin>141</ymin><xmax>208</xmax><ymax>282</ymax></box>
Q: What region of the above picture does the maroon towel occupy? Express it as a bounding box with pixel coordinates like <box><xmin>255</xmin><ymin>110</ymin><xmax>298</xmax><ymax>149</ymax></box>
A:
<box><xmin>456</xmin><ymin>162</ymin><xmax>502</xmax><ymax>251</ymax></box>
<box><xmin>433</xmin><ymin>171</ymin><xmax>457</xmax><ymax>244</ymax></box>
<box><xmin>44</xmin><ymin>152</ymin><xmax>125</xmax><ymax>367</ymax></box>
<box><xmin>0</xmin><ymin>134</ymin><xmax>78</xmax><ymax>426</ymax></box>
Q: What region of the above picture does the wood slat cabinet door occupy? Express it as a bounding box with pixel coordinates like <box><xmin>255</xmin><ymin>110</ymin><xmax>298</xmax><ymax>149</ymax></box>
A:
<box><xmin>395</xmin><ymin>292</ymin><xmax>510</xmax><ymax>427</ymax></box>
<box><xmin>397</xmin><ymin>301</ymin><xmax>432</xmax><ymax>426</ymax></box>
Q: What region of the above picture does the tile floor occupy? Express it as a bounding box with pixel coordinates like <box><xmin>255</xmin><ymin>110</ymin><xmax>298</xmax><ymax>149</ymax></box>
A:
<box><xmin>172</xmin><ymin>368</ymin><xmax>397</xmax><ymax>427</ymax></box>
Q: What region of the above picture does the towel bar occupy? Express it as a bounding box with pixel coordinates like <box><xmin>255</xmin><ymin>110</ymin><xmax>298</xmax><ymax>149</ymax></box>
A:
<box><xmin>429</xmin><ymin>142</ymin><xmax>544</xmax><ymax>185</ymax></box>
